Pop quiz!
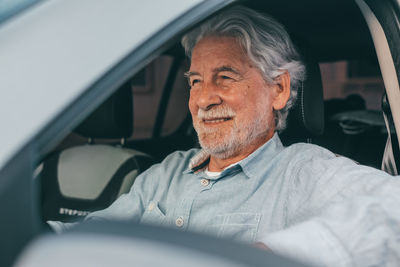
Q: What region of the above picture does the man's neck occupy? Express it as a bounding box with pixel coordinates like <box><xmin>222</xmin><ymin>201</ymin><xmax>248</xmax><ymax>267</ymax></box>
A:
<box><xmin>208</xmin><ymin>131</ymin><xmax>275</xmax><ymax>172</ymax></box>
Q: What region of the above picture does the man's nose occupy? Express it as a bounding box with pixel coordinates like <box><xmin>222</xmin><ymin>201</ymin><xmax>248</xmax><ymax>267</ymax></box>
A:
<box><xmin>196</xmin><ymin>83</ymin><xmax>222</xmax><ymax>110</ymax></box>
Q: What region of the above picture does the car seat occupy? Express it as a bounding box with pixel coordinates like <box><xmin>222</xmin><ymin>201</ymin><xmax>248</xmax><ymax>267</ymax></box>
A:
<box><xmin>40</xmin><ymin>83</ymin><xmax>153</xmax><ymax>222</ymax></box>
<box><xmin>279</xmin><ymin>56</ymin><xmax>324</xmax><ymax>145</ymax></box>
<box><xmin>329</xmin><ymin>108</ymin><xmax>387</xmax><ymax>168</ymax></box>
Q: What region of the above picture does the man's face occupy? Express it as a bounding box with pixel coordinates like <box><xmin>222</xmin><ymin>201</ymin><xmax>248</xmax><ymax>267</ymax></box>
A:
<box><xmin>187</xmin><ymin>36</ymin><xmax>276</xmax><ymax>159</ymax></box>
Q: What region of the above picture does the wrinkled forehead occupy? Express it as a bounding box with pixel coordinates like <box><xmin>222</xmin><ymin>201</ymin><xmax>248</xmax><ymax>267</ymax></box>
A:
<box><xmin>189</xmin><ymin>35</ymin><xmax>253</xmax><ymax>71</ymax></box>
<box><xmin>191</xmin><ymin>34</ymin><xmax>247</xmax><ymax>57</ymax></box>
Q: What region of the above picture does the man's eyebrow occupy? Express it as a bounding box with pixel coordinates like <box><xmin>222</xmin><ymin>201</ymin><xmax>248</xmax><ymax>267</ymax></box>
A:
<box><xmin>213</xmin><ymin>66</ymin><xmax>241</xmax><ymax>75</ymax></box>
<box><xmin>183</xmin><ymin>66</ymin><xmax>241</xmax><ymax>79</ymax></box>
<box><xmin>184</xmin><ymin>71</ymin><xmax>199</xmax><ymax>78</ymax></box>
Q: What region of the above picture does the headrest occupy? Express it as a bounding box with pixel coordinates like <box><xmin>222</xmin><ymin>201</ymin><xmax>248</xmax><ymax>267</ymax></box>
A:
<box><xmin>75</xmin><ymin>82</ymin><xmax>133</xmax><ymax>139</ymax></box>
<box><xmin>279</xmin><ymin>57</ymin><xmax>324</xmax><ymax>145</ymax></box>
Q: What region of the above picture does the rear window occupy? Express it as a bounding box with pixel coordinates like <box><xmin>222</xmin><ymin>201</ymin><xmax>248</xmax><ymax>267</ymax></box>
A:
<box><xmin>320</xmin><ymin>59</ymin><xmax>384</xmax><ymax>110</ymax></box>
<box><xmin>317</xmin><ymin>59</ymin><xmax>386</xmax><ymax>169</ymax></box>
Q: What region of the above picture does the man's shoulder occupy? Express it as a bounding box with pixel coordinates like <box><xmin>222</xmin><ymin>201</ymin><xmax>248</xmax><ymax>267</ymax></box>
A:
<box><xmin>280</xmin><ymin>142</ymin><xmax>373</xmax><ymax>177</ymax></box>
<box><xmin>282</xmin><ymin>142</ymin><xmax>335</xmax><ymax>161</ymax></box>
<box><xmin>279</xmin><ymin>142</ymin><xmax>351</xmax><ymax>174</ymax></box>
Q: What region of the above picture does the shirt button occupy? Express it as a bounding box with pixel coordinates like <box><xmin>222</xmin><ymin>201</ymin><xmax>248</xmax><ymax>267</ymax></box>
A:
<box><xmin>200</xmin><ymin>178</ymin><xmax>210</xmax><ymax>187</ymax></box>
<box><xmin>175</xmin><ymin>217</ymin><xmax>184</xmax><ymax>227</ymax></box>
<box><xmin>148</xmin><ymin>202</ymin><xmax>155</xmax><ymax>211</ymax></box>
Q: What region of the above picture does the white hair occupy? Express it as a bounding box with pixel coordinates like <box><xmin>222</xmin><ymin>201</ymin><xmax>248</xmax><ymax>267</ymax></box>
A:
<box><xmin>181</xmin><ymin>6</ymin><xmax>306</xmax><ymax>131</ymax></box>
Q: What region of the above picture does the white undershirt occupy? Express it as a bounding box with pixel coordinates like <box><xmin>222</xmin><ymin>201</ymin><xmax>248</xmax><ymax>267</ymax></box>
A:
<box><xmin>204</xmin><ymin>161</ymin><xmax>240</xmax><ymax>177</ymax></box>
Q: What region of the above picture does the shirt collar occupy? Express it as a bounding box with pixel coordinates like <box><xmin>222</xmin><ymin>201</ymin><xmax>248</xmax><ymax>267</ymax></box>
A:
<box><xmin>238</xmin><ymin>133</ymin><xmax>284</xmax><ymax>178</ymax></box>
<box><xmin>189</xmin><ymin>149</ymin><xmax>209</xmax><ymax>171</ymax></box>
<box><xmin>184</xmin><ymin>133</ymin><xmax>284</xmax><ymax>178</ymax></box>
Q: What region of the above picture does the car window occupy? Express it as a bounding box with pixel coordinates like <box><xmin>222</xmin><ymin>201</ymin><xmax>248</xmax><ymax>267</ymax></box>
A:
<box><xmin>53</xmin><ymin>54</ymin><xmax>190</xmax><ymax>150</ymax></box>
<box><xmin>317</xmin><ymin>59</ymin><xmax>387</xmax><ymax>168</ymax></box>
<box><xmin>0</xmin><ymin>1</ymin><xmax>232</xmax><ymax>265</ymax></box>
<box><xmin>5</xmin><ymin>1</ymin><xmax>400</xmax><ymax>266</ymax></box>
<box><xmin>320</xmin><ymin>59</ymin><xmax>384</xmax><ymax>110</ymax></box>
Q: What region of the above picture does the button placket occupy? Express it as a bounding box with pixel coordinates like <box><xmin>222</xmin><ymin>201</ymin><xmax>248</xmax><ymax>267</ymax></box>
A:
<box><xmin>174</xmin><ymin>178</ymin><xmax>199</xmax><ymax>231</ymax></box>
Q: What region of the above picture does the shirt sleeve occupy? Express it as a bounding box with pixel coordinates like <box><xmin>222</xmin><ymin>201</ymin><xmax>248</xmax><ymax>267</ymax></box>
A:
<box><xmin>86</xmin><ymin>163</ymin><xmax>164</xmax><ymax>222</ymax></box>
<box><xmin>47</xmin><ymin>162</ymin><xmax>162</xmax><ymax>233</ymax></box>
<box><xmin>258</xmin><ymin>153</ymin><xmax>400</xmax><ymax>267</ymax></box>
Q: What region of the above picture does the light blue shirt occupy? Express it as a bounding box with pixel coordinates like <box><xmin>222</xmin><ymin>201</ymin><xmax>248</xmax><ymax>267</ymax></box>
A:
<box><xmin>49</xmin><ymin>133</ymin><xmax>400</xmax><ymax>267</ymax></box>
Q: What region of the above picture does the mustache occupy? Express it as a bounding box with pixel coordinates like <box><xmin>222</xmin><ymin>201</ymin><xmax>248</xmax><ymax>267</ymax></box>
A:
<box><xmin>197</xmin><ymin>106</ymin><xmax>236</xmax><ymax>120</ymax></box>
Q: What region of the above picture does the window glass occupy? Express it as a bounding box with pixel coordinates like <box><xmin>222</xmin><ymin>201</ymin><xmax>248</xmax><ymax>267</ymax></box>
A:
<box><xmin>320</xmin><ymin>60</ymin><xmax>384</xmax><ymax>110</ymax></box>
<box><xmin>318</xmin><ymin>60</ymin><xmax>386</xmax><ymax>168</ymax></box>
<box><xmin>54</xmin><ymin>54</ymin><xmax>190</xmax><ymax>148</ymax></box>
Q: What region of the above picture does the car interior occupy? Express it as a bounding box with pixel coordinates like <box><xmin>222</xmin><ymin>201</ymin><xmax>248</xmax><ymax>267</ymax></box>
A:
<box><xmin>1</xmin><ymin>0</ymin><xmax>399</xmax><ymax>266</ymax></box>
<box><xmin>31</xmin><ymin>0</ymin><xmax>400</xmax><ymax>224</ymax></box>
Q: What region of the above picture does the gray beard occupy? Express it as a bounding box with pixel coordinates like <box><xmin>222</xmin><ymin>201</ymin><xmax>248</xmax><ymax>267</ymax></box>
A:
<box><xmin>194</xmin><ymin>109</ymin><xmax>271</xmax><ymax>159</ymax></box>
<box><xmin>196</xmin><ymin>123</ymin><xmax>242</xmax><ymax>159</ymax></box>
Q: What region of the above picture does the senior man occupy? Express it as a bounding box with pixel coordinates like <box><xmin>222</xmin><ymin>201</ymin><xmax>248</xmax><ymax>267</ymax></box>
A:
<box><xmin>50</xmin><ymin>6</ymin><xmax>400</xmax><ymax>267</ymax></box>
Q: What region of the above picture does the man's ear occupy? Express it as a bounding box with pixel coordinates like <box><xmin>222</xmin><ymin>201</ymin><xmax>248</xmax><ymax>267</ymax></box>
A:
<box><xmin>272</xmin><ymin>71</ymin><xmax>291</xmax><ymax>110</ymax></box>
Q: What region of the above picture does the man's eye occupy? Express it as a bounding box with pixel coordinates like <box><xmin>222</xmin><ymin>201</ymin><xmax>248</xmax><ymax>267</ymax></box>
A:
<box><xmin>191</xmin><ymin>79</ymin><xmax>201</xmax><ymax>86</ymax></box>
<box><xmin>219</xmin><ymin>75</ymin><xmax>235</xmax><ymax>81</ymax></box>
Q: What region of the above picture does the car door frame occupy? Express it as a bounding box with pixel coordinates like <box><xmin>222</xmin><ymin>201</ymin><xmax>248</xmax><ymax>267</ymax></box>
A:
<box><xmin>0</xmin><ymin>1</ymin><xmax>233</xmax><ymax>266</ymax></box>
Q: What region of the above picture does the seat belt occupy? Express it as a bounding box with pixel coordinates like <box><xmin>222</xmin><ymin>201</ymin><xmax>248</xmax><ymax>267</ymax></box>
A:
<box><xmin>381</xmin><ymin>93</ymin><xmax>399</xmax><ymax>175</ymax></box>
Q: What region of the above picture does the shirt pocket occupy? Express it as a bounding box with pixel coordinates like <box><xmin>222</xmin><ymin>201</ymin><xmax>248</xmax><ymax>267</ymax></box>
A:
<box><xmin>215</xmin><ymin>213</ymin><xmax>261</xmax><ymax>243</ymax></box>
<box><xmin>140</xmin><ymin>201</ymin><xmax>167</xmax><ymax>226</ymax></box>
